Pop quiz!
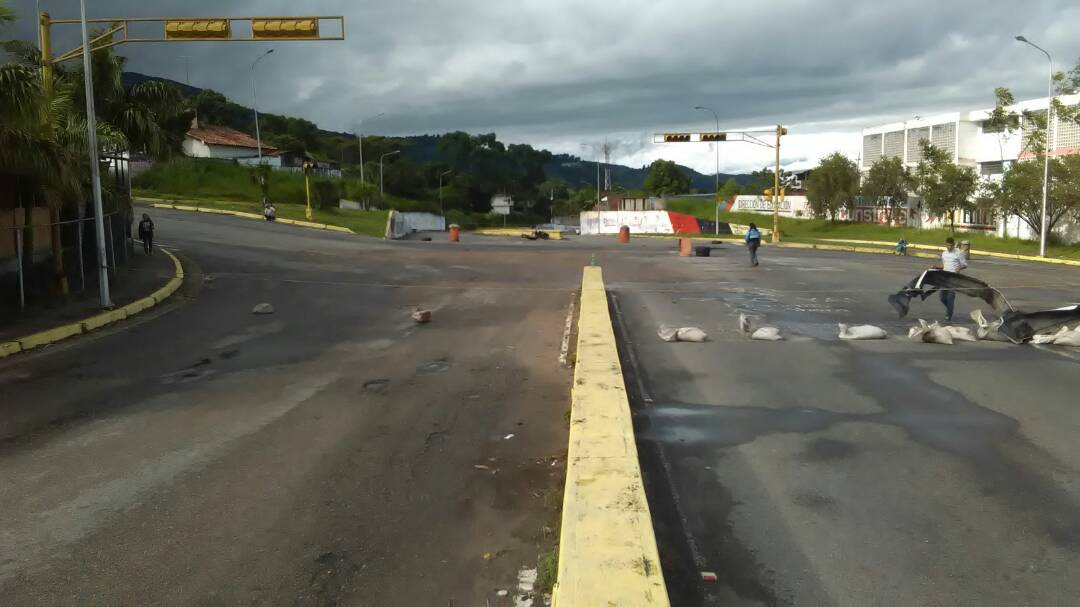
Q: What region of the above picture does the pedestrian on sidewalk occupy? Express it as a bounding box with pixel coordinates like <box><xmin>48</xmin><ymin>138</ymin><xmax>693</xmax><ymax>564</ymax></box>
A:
<box><xmin>745</xmin><ymin>222</ymin><xmax>762</xmax><ymax>267</ymax></box>
<box><xmin>932</xmin><ymin>236</ymin><xmax>968</xmax><ymax>322</ymax></box>
<box><xmin>138</xmin><ymin>213</ymin><xmax>155</xmax><ymax>255</ymax></box>
<box><xmin>264</xmin><ymin>203</ymin><xmax>277</xmax><ymax>222</ymax></box>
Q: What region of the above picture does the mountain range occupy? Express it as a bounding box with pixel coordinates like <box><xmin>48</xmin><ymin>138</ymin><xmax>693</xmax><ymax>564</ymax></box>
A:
<box><xmin>124</xmin><ymin>71</ymin><xmax>752</xmax><ymax>191</ymax></box>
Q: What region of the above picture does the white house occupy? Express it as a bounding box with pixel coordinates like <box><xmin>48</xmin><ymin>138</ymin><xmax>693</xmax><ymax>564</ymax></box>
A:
<box><xmin>491</xmin><ymin>194</ymin><xmax>513</xmax><ymax>215</ymax></box>
<box><xmin>182</xmin><ymin>118</ymin><xmax>276</xmax><ymax>161</ymax></box>
<box><xmin>861</xmin><ymin>94</ymin><xmax>1080</xmax><ymax>240</ymax></box>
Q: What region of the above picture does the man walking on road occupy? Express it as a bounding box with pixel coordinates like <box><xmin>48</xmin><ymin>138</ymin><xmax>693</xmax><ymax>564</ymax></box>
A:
<box><xmin>745</xmin><ymin>222</ymin><xmax>762</xmax><ymax>267</ymax></box>
<box><xmin>934</xmin><ymin>237</ymin><xmax>968</xmax><ymax>322</ymax></box>
<box><xmin>138</xmin><ymin>213</ymin><xmax>155</xmax><ymax>255</ymax></box>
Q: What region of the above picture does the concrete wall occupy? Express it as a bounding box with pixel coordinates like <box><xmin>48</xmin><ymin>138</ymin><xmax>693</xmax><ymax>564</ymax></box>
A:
<box><xmin>386</xmin><ymin>211</ymin><xmax>446</xmax><ymax>239</ymax></box>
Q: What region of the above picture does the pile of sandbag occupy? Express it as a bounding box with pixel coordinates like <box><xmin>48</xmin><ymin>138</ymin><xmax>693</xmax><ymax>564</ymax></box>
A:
<box><xmin>1031</xmin><ymin>325</ymin><xmax>1080</xmax><ymax>346</ymax></box>
<box><xmin>908</xmin><ymin>319</ymin><xmax>976</xmax><ymax>345</ymax></box>
<box><xmin>970</xmin><ymin>309</ymin><xmax>1010</xmax><ymax>342</ymax></box>
<box><xmin>658</xmin><ymin>326</ymin><xmax>708</xmax><ymax>343</ymax></box>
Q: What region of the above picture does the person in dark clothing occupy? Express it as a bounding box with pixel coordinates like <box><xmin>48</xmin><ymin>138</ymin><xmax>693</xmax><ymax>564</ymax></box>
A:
<box><xmin>745</xmin><ymin>222</ymin><xmax>762</xmax><ymax>266</ymax></box>
<box><xmin>138</xmin><ymin>213</ymin><xmax>154</xmax><ymax>254</ymax></box>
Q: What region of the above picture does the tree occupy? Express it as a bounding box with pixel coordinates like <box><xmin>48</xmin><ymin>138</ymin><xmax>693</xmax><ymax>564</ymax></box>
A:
<box><xmin>717</xmin><ymin>177</ymin><xmax>740</xmax><ymax>201</ymax></box>
<box><xmin>644</xmin><ymin>159</ymin><xmax>690</xmax><ymax>196</ymax></box>
<box><xmin>987</xmin><ymin>155</ymin><xmax>1080</xmax><ymax>239</ymax></box>
<box><xmin>862</xmin><ymin>156</ymin><xmax>913</xmax><ymax>223</ymax></box>
<box><xmin>914</xmin><ymin>140</ymin><xmax>977</xmax><ymax>232</ymax></box>
<box><xmin>805</xmin><ymin>152</ymin><xmax>859</xmax><ymax>220</ymax></box>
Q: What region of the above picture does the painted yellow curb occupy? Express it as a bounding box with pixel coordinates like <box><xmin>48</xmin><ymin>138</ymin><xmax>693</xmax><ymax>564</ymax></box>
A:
<box><xmin>817</xmin><ymin>238</ymin><xmax>1080</xmax><ymax>266</ymax></box>
<box><xmin>0</xmin><ymin>248</ymin><xmax>185</xmax><ymax>359</ymax></box>
<box><xmin>147</xmin><ymin>201</ymin><xmax>357</xmax><ymax>235</ymax></box>
<box><xmin>474</xmin><ymin>227</ymin><xmax>564</xmax><ymax>239</ymax></box>
<box><xmin>553</xmin><ymin>266</ymin><xmax>669</xmax><ymax>607</ymax></box>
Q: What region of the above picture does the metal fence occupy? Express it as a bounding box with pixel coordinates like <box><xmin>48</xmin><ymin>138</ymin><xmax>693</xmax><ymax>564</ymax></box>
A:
<box><xmin>4</xmin><ymin>211</ymin><xmax>131</xmax><ymax>309</ymax></box>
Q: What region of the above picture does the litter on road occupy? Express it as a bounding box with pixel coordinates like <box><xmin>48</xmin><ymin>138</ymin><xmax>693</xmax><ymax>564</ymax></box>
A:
<box><xmin>657</xmin><ymin>326</ymin><xmax>708</xmax><ymax>342</ymax></box>
<box><xmin>751</xmin><ymin>327</ymin><xmax>783</xmax><ymax>341</ymax></box>
<box><xmin>252</xmin><ymin>302</ymin><xmax>275</xmax><ymax>315</ymax></box>
<box><xmin>412</xmin><ymin>308</ymin><xmax>432</xmax><ymax>323</ymax></box>
<box><xmin>908</xmin><ymin>320</ymin><xmax>955</xmax><ymax>345</ymax></box>
<box><xmin>838</xmin><ymin>323</ymin><xmax>887</xmax><ymax>340</ymax></box>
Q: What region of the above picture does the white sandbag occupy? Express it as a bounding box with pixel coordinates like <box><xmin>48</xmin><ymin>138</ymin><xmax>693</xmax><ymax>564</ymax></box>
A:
<box><xmin>738</xmin><ymin>313</ymin><xmax>752</xmax><ymax>334</ymax></box>
<box><xmin>944</xmin><ymin>326</ymin><xmax>977</xmax><ymax>342</ymax></box>
<box><xmin>909</xmin><ymin>319</ymin><xmax>953</xmax><ymax>345</ymax></box>
<box><xmin>838</xmin><ymin>323</ymin><xmax>887</xmax><ymax>340</ymax></box>
<box><xmin>1031</xmin><ymin>333</ymin><xmax>1058</xmax><ymax>345</ymax></box>
<box><xmin>658</xmin><ymin>326</ymin><xmax>708</xmax><ymax>343</ymax></box>
<box><xmin>970</xmin><ymin>309</ymin><xmax>1009</xmax><ymax>341</ymax></box>
<box><xmin>1053</xmin><ymin>328</ymin><xmax>1080</xmax><ymax>347</ymax></box>
<box><xmin>751</xmin><ymin>327</ymin><xmax>782</xmax><ymax>341</ymax></box>
<box><xmin>676</xmin><ymin>327</ymin><xmax>708</xmax><ymax>342</ymax></box>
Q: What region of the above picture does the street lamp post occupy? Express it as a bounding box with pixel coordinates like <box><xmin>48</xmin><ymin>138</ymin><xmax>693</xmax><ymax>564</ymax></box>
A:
<box><xmin>439</xmin><ymin>169</ymin><xmax>452</xmax><ymax>216</ymax></box>
<box><xmin>1015</xmin><ymin>35</ymin><xmax>1054</xmax><ymax>258</ymax></box>
<box><xmin>356</xmin><ymin>112</ymin><xmax>384</xmax><ymax>184</ymax></box>
<box><xmin>380</xmin><ymin>150</ymin><xmax>399</xmax><ymax>198</ymax></box>
<box><xmin>251</xmin><ymin>48</ymin><xmax>274</xmax><ymax>165</ymax></box>
<box><xmin>78</xmin><ymin>0</ymin><xmax>110</xmax><ymax>307</ymax></box>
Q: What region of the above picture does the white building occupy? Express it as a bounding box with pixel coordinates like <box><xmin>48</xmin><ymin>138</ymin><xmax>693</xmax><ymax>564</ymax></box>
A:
<box><xmin>861</xmin><ymin>94</ymin><xmax>1080</xmax><ymax>239</ymax></box>
<box><xmin>491</xmin><ymin>194</ymin><xmax>513</xmax><ymax>215</ymax></box>
<box><xmin>183</xmin><ymin>119</ymin><xmax>277</xmax><ymax>161</ymax></box>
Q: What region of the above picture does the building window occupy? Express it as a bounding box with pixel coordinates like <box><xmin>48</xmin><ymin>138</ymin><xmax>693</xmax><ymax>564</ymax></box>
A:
<box><xmin>906</xmin><ymin>127</ymin><xmax>930</xmax><ymax>162</ymax></box>
<box><xmin>862</xmin><ymin>134</ymin><xmax>882</xmax><ymax>167</ymax></box>
<box><xmin>982</xmin><ymin>120</ymin><xmax>1005</xmax><ymax>134</ymax></box>
<box><xmin>1055</xmin><ymin>108</ymin><xmax>1080</xmax><ymax>151</ymax></box>
<box><xmin>980</xmin><ymin>161</ymin><xmax>1004</xmax><ymax>176</ymax></box>
<box><xmin>884</xmin><ymin>131</ymin><xmax>904</xmax><ymax>159</ymax></box>
<box><xmin>931</xmin><ymin>123</ymin><xmax>956</xmax><ymax>156</ymax></box>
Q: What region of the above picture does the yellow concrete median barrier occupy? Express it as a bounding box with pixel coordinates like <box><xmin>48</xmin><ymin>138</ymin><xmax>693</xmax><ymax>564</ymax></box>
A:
<box><xmin>120</xmin><ymin>296</ymin><xmax>157</xmax><ymax>317</ymax></box>
<box><xmin>18</xmin><ymin>323</ymin><xmax>83</xmax><ymax>352</ymax></box>
<box><xmin>553</xmin><ymin>266</ymin><xmax>669</xmax><ymax>606</ymax></box>
<box><xmin>0</xmin><ymin>341</ymin><xmax>23</xmax><ymax>358</ymax></box>
<box><xmin>81</xmin><ymin>309</ymin><xmax>128</xmax><ymax>332</ymax></box>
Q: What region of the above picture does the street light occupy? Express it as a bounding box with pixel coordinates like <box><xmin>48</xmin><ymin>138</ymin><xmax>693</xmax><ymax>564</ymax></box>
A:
<box><xmin>356</xmin><ymin>112</ymin><xmax>384</xmax><ymax>184</ymax></box>
<box><xmin>78</xmin><ymin>0</ymin><xmax>110</xmax><ymax>307</ymax></box>
<box><xmin>251</xmin><ymin>48</ymin><xmax>274</xmax><ymax>164</ymax></box>
<box><xmin>380</xmin><ymin>150</ymin><xmax>399</xmax><ymax>197</ymax></box>
<box><xmin>694</xmin><ymin>105</ymin><xmax>721</xmax><ymax>197</ymax></box>
<box><xmin>439</xmin><ymin>169</ymin><xmax>452</xmax><ymax>216</ymax></box>
<box><xmin>1015</xmin><ymin>35</ymin><xmax>1054</xmax><ymax>257</ymax></box>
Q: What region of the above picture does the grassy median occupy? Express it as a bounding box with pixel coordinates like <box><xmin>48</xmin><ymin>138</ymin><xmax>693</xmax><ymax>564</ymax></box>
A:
<box><xmin>667</xmin><ymin>198</ymin><xmax>1080</xmax><ymax>260</ymax></box>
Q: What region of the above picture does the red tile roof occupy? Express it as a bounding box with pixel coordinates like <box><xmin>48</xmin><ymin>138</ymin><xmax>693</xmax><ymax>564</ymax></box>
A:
<box><xmin>186</xmin><ymin>125</ymin><xmax>276</xmax><ymax>151</ymax></box>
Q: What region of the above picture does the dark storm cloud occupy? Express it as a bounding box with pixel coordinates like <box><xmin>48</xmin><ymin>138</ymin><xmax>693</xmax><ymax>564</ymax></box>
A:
<box><xmin>6</xmin><ymin>0</ymin><xmax>1079</xmax><ymax>172</ymax></box>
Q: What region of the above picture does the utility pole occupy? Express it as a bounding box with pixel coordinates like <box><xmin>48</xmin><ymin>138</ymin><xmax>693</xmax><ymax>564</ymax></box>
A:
<box><xmin>772</xmin><ymin>124</ymin><xmax>786</xmax><ymax>244</ymax></box>
<box><xmin>302</xmin><ymin>160</ymin><xmax>314</xmax><ymax>221</ymax></box>
<box><xmin>356</xmin><ymin>112</ymin><xmax>384</xmax><ymax>184</ymax></box>
<box><xmin>78</xmin><ymin>0</ymin><xmax>110</xmax><ymax>306</ymax></box>
<box><xmin>439</xmin><ymin>169</ymin><xmax>452</xmax><ymax>216</ymax></box>
<box><xmin>251</xmin><ymin>48</ymin><xmax>274</xmax><ymax>165</ymax></box>
<box><xmin>694</xmin><ymin>106</ymin><xmax>721</xmax><ymax>196</ymax></box>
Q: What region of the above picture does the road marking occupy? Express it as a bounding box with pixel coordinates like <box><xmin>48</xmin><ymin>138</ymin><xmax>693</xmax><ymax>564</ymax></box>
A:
<box><xmin>558</xmin><ymin>293</ymin><xmax>576</xmax><ymax>367</ymax></box>
<box><xmin>1032</xmin><ymin>344</ymin><xmax>1080</xmax><ymax>362</ymax></box>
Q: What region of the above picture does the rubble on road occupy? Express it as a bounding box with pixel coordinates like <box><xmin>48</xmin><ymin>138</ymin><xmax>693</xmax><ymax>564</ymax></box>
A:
<box><xmin>908</xmin><ymin>320</ymin><xmax>954</xmax><ymax>345</ymax></box>
<box><xmin>657</xmin><ymin>326</ymin><xmax>708</xmax><ymax>342</ymax></box>
<box><xmin>751</xmin><ymin>327</ymin><xmax>782</xmax><ymax>341</ymax></box>
<box><xmin>252</xmin><ymin>302</ymin><xmax>275</xmax><ymax>314</ymax></box>
<box><xmin>412</xmin><ymin>308</ymin><xmax>432</xmax><ymax>323</ymax></box>
<box><xmin>838</xmin><ymin>324</ymin><xmax>887</xmax><ymax>340</ymax></box>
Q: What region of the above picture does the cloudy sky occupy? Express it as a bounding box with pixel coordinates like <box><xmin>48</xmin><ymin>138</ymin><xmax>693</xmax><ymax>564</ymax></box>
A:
<box><xmin>6</xmin><ymin>0</ymin><xmax>1080</xmax><ymax>175</ymax></box>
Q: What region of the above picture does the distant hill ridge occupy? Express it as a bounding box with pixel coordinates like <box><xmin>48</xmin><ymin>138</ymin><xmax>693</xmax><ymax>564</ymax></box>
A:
<box><xmin>123</xmin><ymin>71</ymin><xmax>752</xmax><ymax>190</ymax></box>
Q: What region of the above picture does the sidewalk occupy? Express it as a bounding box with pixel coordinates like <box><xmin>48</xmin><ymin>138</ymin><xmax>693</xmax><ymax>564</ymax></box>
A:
<box><xmin>0</xmin><ymin>247</ymin><xmax>178</xmax><ymax>344</ymax></box>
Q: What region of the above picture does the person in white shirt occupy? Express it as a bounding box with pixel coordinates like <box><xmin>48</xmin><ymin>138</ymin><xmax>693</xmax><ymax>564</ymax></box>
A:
<box><xmin>933</xmin><ymin>237</ymin><xmax>968</xmax><ymax>322</ymax></box>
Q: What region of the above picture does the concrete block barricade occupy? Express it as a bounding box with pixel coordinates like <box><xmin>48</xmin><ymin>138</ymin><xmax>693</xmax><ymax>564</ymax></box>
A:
<box><xmin>553</xmin><ymin>266</ymin><xmax>670</xmax><ymax>606</ymax></box>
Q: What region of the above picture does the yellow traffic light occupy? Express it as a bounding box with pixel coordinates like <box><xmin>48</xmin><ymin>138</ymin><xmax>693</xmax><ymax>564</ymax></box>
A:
<box><xmin>663</xmin><ymin>133</ymin><xmax>691</xmax><ymax>143</ymax></box>
<box><xmin>165</xmin><ymin>19</ymin><xmax>231</xmax><ymax>39</ymax></box>
<box><xmin>252</xmin><ymin>18</ymin><xmax>320</xmax><ymax>39</ymax></box>
<box><xmin>779</xmin><ymin>127</ymin><xmax>789</xmax><ymax>135</ymax></box>
<box><xmin>701</xmin><ymin>132</ymin><xmax>727</xmax><ymax>142</ymax></box>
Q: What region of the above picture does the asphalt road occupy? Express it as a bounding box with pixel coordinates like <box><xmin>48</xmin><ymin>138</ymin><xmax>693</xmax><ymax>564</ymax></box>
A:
<box><xmin>606</xmin><ymin>241</ymin><xmax>1080</xmax><ymax>606</ymax></box>
<box><xmin>0</xmin><ymin>209</ymin><xmax>596</xmax><ymax>605</ymax></box>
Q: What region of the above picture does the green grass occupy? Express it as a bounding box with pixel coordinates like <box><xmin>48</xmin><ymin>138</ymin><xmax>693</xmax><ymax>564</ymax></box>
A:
<box><xmin>667</xmin><ymin>198</ymin><xmax>1080</xmax><ymax>260</ymax></box>
<box><xmin>535</xmin><ymin>548</ymin><xmax>558</xmax><ymax>595</ymax></box>
<box><xmin>138</xmin><ymin>195</ymin><xmax>389</xmax><ymax>238</ymax></box>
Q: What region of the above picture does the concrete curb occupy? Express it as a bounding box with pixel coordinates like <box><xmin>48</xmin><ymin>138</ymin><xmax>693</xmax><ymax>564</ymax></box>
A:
<box><xmin>0</xmin><ymin>248</ymin><xmax>185</xmax><ymax>359</ymax></box>
<box><xmin>817</xmin><ymin>238</ymin><xmax>1080</xmax><ymax>266</ymax></box>
<box><xmin>553</xmin><ymin>266</ymin><xmax>669</xmax><ymax>606</ymax></box>
<box><xmin>145</xmin><ymin>201</ymin><xmax>356</xmax><ymax>234</ymax></box>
